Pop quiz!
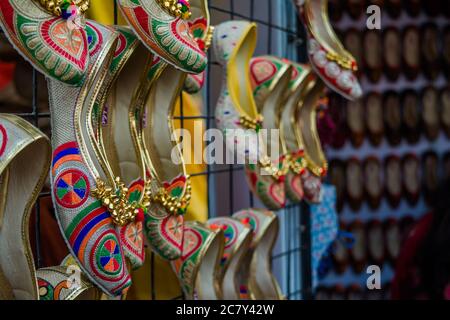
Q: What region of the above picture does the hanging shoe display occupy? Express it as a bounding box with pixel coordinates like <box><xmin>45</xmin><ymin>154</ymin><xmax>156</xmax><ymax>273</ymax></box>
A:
<box><xmin>214</xmin><ymin>21</ymin><xmax>286</xmax><ymax>208</ymax></box>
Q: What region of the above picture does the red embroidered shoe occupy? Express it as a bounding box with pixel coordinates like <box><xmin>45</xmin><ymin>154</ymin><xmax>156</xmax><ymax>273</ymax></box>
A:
<box><xmin>294</xmin><ymin>0</ymin><xmax>362</xmax><ymax>100</ymax></box>
<box><xmin>247</xmin><ymin>55</ymin><xmax>293</xmax><ymax>210</ymax></box>
<box><xmin>117</xmin><ymin>0</ymin><xmax>207</xmax><ymax>74</ymax></box>
<box><xmin>0</xmin><ymin>0</ymin><xmax>90</xmax><ymax>86</ymax></box>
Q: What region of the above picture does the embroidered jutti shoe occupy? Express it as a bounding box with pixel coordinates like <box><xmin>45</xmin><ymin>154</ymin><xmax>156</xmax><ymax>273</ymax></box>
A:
<box><xmin>117</xmin><ymin>0</ymin><xmax>207</xmax><ymax>74</ymax></box>
<box><xmin>170</xmin><ymin>221</ymin><xmax>225</xmax><ymax>300</ymax></box>
<box><xmin>0</xmin><ymin>0</ymin><xmax>90</xmax><ymax>86</ymax></box>
<box><xmin>280</xmin><ymin>62</ymin><xmax>323</xmax><ymax>204</ymax></box>
<box><xmin>47</xmin><ymin>22</ymin><xmax>135</xmax><ymax>297</ymax></box>
<box><xmin>214</xmin><ymin>21</ymin><xmax>282</xmax><ymax>206</ymax></box>
<box><xmin>246</xmin><ymin>56</ymin><xmax>293</xmax><ymax>210</ymax></box>
<box><xmin>295</xmin><ymin>79</ymin><xmax>329</xmax><ymax>203</ymax></box>
<box><xmin>0</xmin><ymin>114</ymin><xmax>50</xmax><ymax>300</ymax></box>
<box><xmin>92</xmin><ymin>26</ymin><xmax>152</xmax><ymax>270</ymax></box>
<box><xmin>295</xmin><ymin>0</ymin><xmax>362</xmax><ymax>100</ymax></box>
<box><xmin>207</xmin><ymin>217</ymin><xmax>253</xmax><ymax>300</ymax></box>
<box><xmin>132</xmin><ymin>60</ymin><xmax>192</xmax><ymax>260</ymax></box>
<box><xmin>183</xmin><ymin>0</ymin><xmax>213</xmax><ymax>93</ymax></box>
<box><xmin>232</xmin><ymin>209</ymin><xmax>283</xmax><ymax>300</ymax></box>
<box><xmin>0</xmin><ymin>114</ymin><xmax>96</xmax><ymax>300</ymax></box>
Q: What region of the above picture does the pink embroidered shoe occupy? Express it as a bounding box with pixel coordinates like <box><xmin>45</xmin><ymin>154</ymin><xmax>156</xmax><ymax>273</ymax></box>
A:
<box><xmin>233</xmin><ymin>209</ymin><xmax>283</xmax><ymax>300</ymax></box>
<box><xmin>117</xmin><ymin>0</ymin><xmax>207</xmax><ymax>74</ymax></box>
<box><xmin>295</xmin><ymin>0</ymin><xmax>362</xmax><ymax>100</ymax></box>
<box><xmin>0</xmin><ymin>0</ymin><xmax>90</xmax><ymax>86</ymax></box>
<box><xmin>246</xmin><ymin>55</ymin><xmax>293</xmax><ymax>210</ymax></box>
<box><xmin>183</xmin><ymin>0</ymin><xmax>213</xmax><ymax>93</ymax></box>
<box><xmin>170</xmin><ymin>221</ymin><xmax>225</xmax><ymax>300</ymax></box>
<box><xmin>214</xmin><ymin>21</ymin><xmax>286</xmax><ymax>207</ymax></box>
<box><xmin>280</xmin><ymin>61</ymin><xmax>323</xmax><ymax>204</ymax></box>
<box><xmin>207</xmin><ymin>217</ymin><xmax>253</xmax><ymax>300</ymax></box>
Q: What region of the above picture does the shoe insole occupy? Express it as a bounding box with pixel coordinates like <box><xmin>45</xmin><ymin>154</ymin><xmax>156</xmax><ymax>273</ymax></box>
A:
<box><xmin>0</xmin><ymin>135</ymin><xmax>49</xmax><ymax>300</ymax></box>
<box><xmin>228</xmin><ymin>24</ymin><xmax>259</xmax><ymax>119</ymax></box>
<box><xmin>144</xmin><ymin>65</ymin><xmax>186</xmax><ymax>184</ymax></box>
<box><xmin>298</xmin><ymin>80</ymin><xmax>326</xmax><ymax>170</ymax></box>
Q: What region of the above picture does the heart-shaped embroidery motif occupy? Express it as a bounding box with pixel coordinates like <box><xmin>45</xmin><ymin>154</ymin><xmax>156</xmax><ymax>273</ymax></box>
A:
<box><xmin>120</xmin><ymin>221</ymin><xmax>145</xmax><ymax>263</ymax></box>
<box><xmin>181</xmin><ymin>227</ymin><xmax>202</xmax><ymax>260</ymax></box>
<box><xmin>0</xmin><ymin>0</ymin><xmax>89</xmax><ymax>85</ymax></box>
<box><xmin>250</xmin><ymin>59</ymin><xmax>277</xmax><ymax>86</ymax></box>
<box><xmin>291</xmin><ymin>174</ymin><xmax>304</xmax><ymax>199</ymax></box>
<box><xmin>161</xmin><ymin>214</ymin><xmax>184</xmax><ymax>251</ymax></box>
<box><xmin>269</xmin><ymin>181</ymin><xmax>286</xmax><ymax>207</ymax></box>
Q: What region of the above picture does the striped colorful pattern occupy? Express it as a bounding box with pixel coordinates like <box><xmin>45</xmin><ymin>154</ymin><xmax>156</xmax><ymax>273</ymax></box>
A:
<box><xmin>52</xmin><ymin>141</ymin><xmax>82</xmax><ymax>174</ymax></box>
<box><xmin>65</xmin><ymin>201</ymin><xmax>111</xmax><ymax>263</ymax></box>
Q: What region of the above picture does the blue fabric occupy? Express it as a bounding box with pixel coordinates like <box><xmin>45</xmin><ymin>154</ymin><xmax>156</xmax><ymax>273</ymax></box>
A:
<box><xmin>310</xmin><ymin>184</ymin><xmax>339</xmax><ymax>290</ymax></box>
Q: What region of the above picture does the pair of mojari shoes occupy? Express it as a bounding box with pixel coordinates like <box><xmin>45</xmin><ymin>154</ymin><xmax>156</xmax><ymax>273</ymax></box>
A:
<box><xmin>213</xmin><ymin>21</ymin><xmax>327</xmax><ymax>209</ymax></box>
<box><xmin>0</xmin><ymin>0</ymin><xmax>209</xmax><ymax>298</ymax></box>
<box><xmin>0</xmin><ymin>114</ymin><xmax>96</xmax><ymax>300</ymax></box>
<box><xmin>170</xmin><ymin>209</ymin><xmax>282</xmax><ymax>300</ymax></box>
<box><xmin>212</xmin><ymin>1</ymin><xmax>362</xmax><ymax>209</ymax></box>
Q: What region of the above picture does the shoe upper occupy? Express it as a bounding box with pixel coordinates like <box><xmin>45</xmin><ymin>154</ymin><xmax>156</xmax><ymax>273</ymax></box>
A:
<box><xmin>0</xmin><ymin>0</ymin><xmax>90</xmax><ymax>86</ymax></box>
<box><xmin>117</xmin><ymin>0</ymin><xmax>207</xmax><ymax>74</ymax></box>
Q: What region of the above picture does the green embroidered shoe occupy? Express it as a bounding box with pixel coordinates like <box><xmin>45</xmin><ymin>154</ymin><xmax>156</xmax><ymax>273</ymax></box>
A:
<box><xmin>0</xmin><ymin>0</ymin><xmax>90</xmax><ymax>86</ymax></box>
<box><xmin>117</xmin><ymin>0</ymin><xmax>207</xmax><ymax>74</ymax></box>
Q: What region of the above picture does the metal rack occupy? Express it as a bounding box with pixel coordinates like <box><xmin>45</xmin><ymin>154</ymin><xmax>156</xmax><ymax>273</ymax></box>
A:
<box><xmin>1</xmin><ymin>0</ymin><xmax>312</xmax><ymax>300</ymax></box>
